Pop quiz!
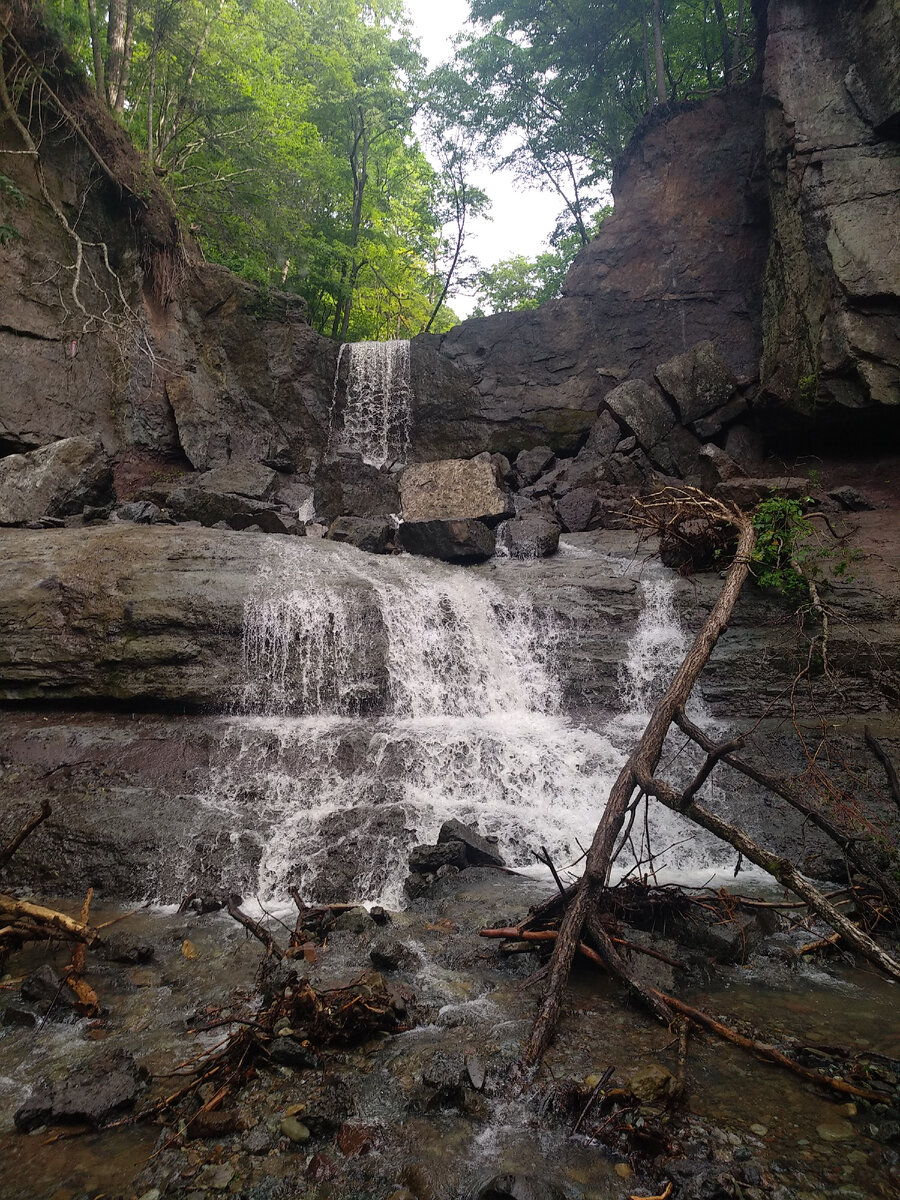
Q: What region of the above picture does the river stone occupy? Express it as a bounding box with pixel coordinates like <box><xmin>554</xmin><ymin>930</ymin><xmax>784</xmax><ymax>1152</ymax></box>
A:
<box><xmin>655</xmin><ymin>341</ymin><xmax>737</xmax><ymax>423</ymax></box>
<box><xmin>14</xmin><ymin>1049</ymin><xmax>145</xmax><ymax>1131</ymax></box>
<box><xmin>113</xmin><ymin>500</ymin><xmax>164</xmax><ymax>524</ymax></box>
<box><xmin>330</xmin><ymin>906</ymin><xmax>373</xmax><ymax>933</ymax></box>
<box><xmin>496</xmin><ymin>512</ymin><xmax>560</xmax><ymax>558</ymax></box>
<box><xmin>697</xmin><ymin>443</ymin><xmax>745</xmax><ymax>492</ymax></box>
<box><xmin>399</xmin><ymin>458</ymin><xmax>511</xmax><ymax>523</ymax></box>
<box><xmin>369</xmin><ymin>937</ymin><xmax>410</xmax><ymax>971</ymax></box>
<box><xmin>0</xmin><ymin>437</ymin><xmax>111</xmax><ymax>525</ymax></box>
<box><xmin>829</xmin><ymin>486</ymin><xmax>874</xmax><ymax>512</ymax></box>
<box><xmin>649</xmin><ymin>425</ymin><xmax>704</xmax><ymax>479</ymax></box>
<box><xmin>817</xmin><ymin>1120</ymin><xmax>855</xmax><ymax>1142</ymax></box>
<box><xmin>228</xmin><ymin>509</ymin><xmax>304</xmax><ymax>535</ymax></box>
<box><xmin>438</xmin><ymin>819</ymin><xmax>505</xmax><ymax>867</ymax></box>
<box><xmin>326</xmin><ymin>516</ymin><xmax>394</xmax><ymax>554</ymax></box>
<box><xmin>514</xmin><ymin>446</ymin><xmax>555</xmax><ymax>486</ymax></box>
<box><xmin>627</xmin><ymin>1063</ymin><xmax>676</xmax><ymax>1104</ymax></box>
<box><xmin>556</xmin><ymin>487</ymin><xmax>597</xmax><ymax>532</ymax></box>
<box><xmin>474</xmin><ymin>1176</ymin><xmax>566</xmax><ymax>1200</ymax></box>
<box><xmin>166</xmin><ymin>485</ymin><xmax>276</xmax><ymax>527</ymax></box>
<box><xmin>409</xmin><ymin>841</ymin><xmax>468</xmax><ymax>873</ymax></box>
<box><xmin>280</xmin><ymin>1116</ymin><xmax>311</xmax><ymax>1143</ymax></box>
<box><xmin>191</xmin><ymin>458</ymin><xmax>277</xmax><ymax>500</ymax></box>
<box><xmin>397</xmin><ymin>518</ymin><xmax>495</xmax><ymax>563</ymax></box>
<box><xmin>603</xmin><ymin>379</ymin><xmax>676</xmax><ymax>450</ymax></box>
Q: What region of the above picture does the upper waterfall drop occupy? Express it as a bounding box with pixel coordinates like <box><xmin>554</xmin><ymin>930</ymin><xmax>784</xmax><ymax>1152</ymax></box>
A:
<box><xmin>329</xmin><ymin>339</ymin><xmax>413</xmax><ymax>468</ymax></box>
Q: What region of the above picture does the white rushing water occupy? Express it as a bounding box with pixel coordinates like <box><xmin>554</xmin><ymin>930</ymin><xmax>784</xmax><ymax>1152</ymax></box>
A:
<box><xmin>328</xmin><ymin>339</ymin><xmax>413</xmax><ymax>467</ymax></box>
<box><xmin>207</xmin><ymin>538</ymin><xmax>736</xmax><ymax>908</ymax></box>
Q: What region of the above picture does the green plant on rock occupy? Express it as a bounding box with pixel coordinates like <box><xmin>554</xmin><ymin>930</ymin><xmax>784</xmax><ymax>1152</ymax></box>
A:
<box><xmin>750</xmin><ymin>495</ymin><xmax>813</xmax><ymax>597</ymax></box>
<box><xmin>750</xmin><ymin>493</ymin><xmax>862</xmax><ymax>599</ymax></box>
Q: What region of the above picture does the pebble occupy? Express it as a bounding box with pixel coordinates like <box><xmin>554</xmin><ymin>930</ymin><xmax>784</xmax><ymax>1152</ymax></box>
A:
<box><xmin>280</xmin><ymin>1116</ymin><xmax>311</xmax><ymax>1143</ymax></box>
<box><xmin>614</xmin><ymin>1163</ymin><xmax>633</xmax><ymax>1179</ymax></box>
<box><xmin>817</xmin><ymin>1120</ymin><xmax>855</xmax><ymax>1142</ymax></box>
<box><xmin>750</xmin><ymin>1123</ymin><xmax>768</xmax><ymax>1136</ymax></box>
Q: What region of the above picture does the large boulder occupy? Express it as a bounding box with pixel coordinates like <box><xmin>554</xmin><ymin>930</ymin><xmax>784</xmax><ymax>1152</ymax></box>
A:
<box><xmin>166</xmin><ymin>486</ymin><xmax>278</xmax><ymax>528</ymax></box>
<box><xmin>496</xmin><ymin>512</ymin><xmax>560</xmax><ymax>558</ymax></box>
<box><xmin>397</xmin><ymin>518</ymin><xmax>495</xmax><ymax>563</ymax></box>
<box><xmin>514</xmin><ymin>445</ymin><xmax>556</xmax><ymax>486</ymax></box>
<box><xmin>190</xmin><ymin>458</ymin><xmax>277</xmax><ymax>500</ymax></box>
<box><xmin>326</xmin><ymin>516</ymin><xmax>395</xmax><ymax>554</ymax></box>
<box><xmin>655</xmin><ymin>342</ymin><xmax>737</xmax><ymax>424</ymax></box>
<box><xmin>603</xmin><ymin>380</ymin><xmax>676</xmax><ymax>451</ymax></box>
<box><xmin>399</xmin><ymin>457</ymin><xmax>511</xmax><ymax>523</ymax></box>
<box><xmin>314</xmin><ymin>458</ymin><xmax>400</xmax><ymax>523</ymax></box>
<box><xmin>583</xmin><ymin>409</ymin><xmax>622</xmax><ymax>457</ymax></box>
<box><xmin>0</xmin><ymin>437</ymin><xmax>111</xmax><ymax>525</ymax></box>
<box><xmin>715</xmin><ymin>476</ymin><xmax>810</xmax><ymax>508</ymax></box>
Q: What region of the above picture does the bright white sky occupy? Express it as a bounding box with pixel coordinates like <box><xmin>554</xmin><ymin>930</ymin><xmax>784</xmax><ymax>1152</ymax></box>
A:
<box><xmin>403</xmin><ymin>0</ymin><xmax>565</xmax><ymax>317</ymax></box>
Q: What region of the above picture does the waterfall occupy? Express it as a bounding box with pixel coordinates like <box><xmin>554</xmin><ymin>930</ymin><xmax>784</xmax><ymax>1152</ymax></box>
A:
<box><xmin>329</xmin><ymin>339</ymin><xmax>412</xmax><ymax>468</ymax></box>
<box><xmin>202</xmin><ymin>542</ymin><xmax>736</xmax><ymax>908</ymax></box>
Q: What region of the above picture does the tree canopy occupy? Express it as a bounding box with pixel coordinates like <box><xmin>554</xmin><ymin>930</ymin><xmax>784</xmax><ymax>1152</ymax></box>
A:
<box><xmin>40</xmin><ymin>0</ymin><xmax>467</xmax><ymax>340</ymax></box>
<box><xmin>31</xmin><ymin>1</ymin><xmax>756</xmax><ymax>331</ymax></box>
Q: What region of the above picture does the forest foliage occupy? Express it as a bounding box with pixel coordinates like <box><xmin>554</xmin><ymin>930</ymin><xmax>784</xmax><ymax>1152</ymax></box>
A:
<box><xmin>19</xmin><ymin>1</ymin><xmax>755</xmax><ymax>337</ymax></box>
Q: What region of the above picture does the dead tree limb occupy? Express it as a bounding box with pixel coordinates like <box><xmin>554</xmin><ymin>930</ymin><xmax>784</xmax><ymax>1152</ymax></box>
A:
<box><xmin>637</xmin><ymin>771</ymin><xmax>900</xmax><ymax>983</ymax></box>
<box><xmin>226</xmin><ymin>898</ymin><xmax>283</xmax><ymax>960</ymax></box>
<box><xmin>676</xmin><ymin>712</ymin><xmax>900</xmax><ymax>910</ymax></box>
<box><xmin>519</xmin><ymin>489</ymin><xmax>757</xmax><ymax>1071</ymax></box>
<box><xmin>865</xmin><ymin>726</ymin><xmax>900</xmax><ymax>812</ymax></box>
<box><xmin>0</xmin><ymin>799</ymin><xmax>51</xmax><ymax>870</ymax></box>
<box><xmin>650</xmin><ymin>990</ymin><xmax>891</xmax><ymax>1103</ymax></box>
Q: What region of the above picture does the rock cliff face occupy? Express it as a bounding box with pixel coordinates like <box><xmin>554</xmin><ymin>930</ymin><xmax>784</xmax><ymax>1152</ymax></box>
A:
<box><xmin>760</xmin><ymin>0</ymin><xmax>900</xmax><ymax>432</ymax></box>
<box><xmin>3</xmin><ymin>0</ymin><xmax>898</xmax><ymax>475</ymax></box>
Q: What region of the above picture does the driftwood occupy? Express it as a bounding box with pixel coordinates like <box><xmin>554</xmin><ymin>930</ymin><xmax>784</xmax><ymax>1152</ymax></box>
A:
<box><xmin>0</xmin><ymin>798</ymin><xmax>51</xmax><ymax>870</ymax></box>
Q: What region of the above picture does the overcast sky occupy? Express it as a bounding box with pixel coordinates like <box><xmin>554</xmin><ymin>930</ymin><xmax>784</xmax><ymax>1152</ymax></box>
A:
<box><xmin>403</xmin><ymin>0</ymin><xmax>565</xmax><ymax>317</ymax></box>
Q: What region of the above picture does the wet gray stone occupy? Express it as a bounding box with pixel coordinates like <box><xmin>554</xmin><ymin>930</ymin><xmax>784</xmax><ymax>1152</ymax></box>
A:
<box><xmin>14</xmin><ymin>1050</ymin><xmax>145</xmax><ymax>1131</ymax></box>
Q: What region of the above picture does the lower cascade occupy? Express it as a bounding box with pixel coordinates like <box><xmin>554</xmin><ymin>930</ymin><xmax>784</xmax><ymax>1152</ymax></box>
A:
<box><xmin>205</xmin><ymin>540</ymin><xmax>732</xmax><ymax>908</ymax></box>
<box><xmin>328</xmin><ymin>339</ymin><xmax>413</xmax><ymax>468</ymax></box>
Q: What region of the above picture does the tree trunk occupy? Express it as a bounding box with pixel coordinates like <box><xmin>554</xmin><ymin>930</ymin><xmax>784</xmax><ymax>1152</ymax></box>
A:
<box><xmin>86</xmin><ymin>0</ymin><xmax>106</xmax><ymax>101</ymax></box>
<box><xmin>106</xmin><ymin>0</ymin><xmax>128</xmax><ymax>110</ymax></box>
<box><xmin>652</xmin><ymin>0</ymin><xmax>667</xmax><ymax>104</ymax></box>
<box><xmin>713</xmin><ymin>0</ymin><xmax>734</xmax><ymax>82</ymax></box>
<box><xmin>642</xmin><ymin>11</ymin><xmax>654</xmax><ymax>112</ymax></box>
<box><xmin>147</xmin><ymin>1</ymin><xmax>161</xmax><ymax>162</ymax></box>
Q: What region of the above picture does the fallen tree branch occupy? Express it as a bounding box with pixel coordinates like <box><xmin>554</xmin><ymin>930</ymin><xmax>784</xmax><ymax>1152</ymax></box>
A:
<box><xmin>648</xmin><ymin>989</ymin><xmax>891</xmax><ymax>1103</ymax></box>
<box><xmin>0</xmin><ymin>799</ymin><xmax>51</xmax><ymax>870</ymax></box>
<box><xmin>519</xmin><ymin>489</ymin><xmax>756</xmax><ymax>1072</ymax></box>
<box><xmin>225</xmin><ymin>898</ymin><xmax>283</xmax><ymax>960</ymax></box>
<box><xmin>637</xmin><ymin>771</ymin><xmax>900</xmax><ymax>983</ymax></box>
<box><xmin>675</xmin><ymin>712</ymin><xmax>900</xmax><ymax>910</ymax></box>
<box><xmin>865</xmin><ymin>726</ymin><xmax>900</xmax><ymax>812</ymax></box>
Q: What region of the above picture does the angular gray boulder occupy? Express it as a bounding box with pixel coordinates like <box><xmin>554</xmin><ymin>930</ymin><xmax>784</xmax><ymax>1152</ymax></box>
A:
<box><xmin>655</xmin><ymin>341</ymin><xmax>738</xmax><ymax>424</ymax></box>
<box><xmin>603</xmin><ymin>379</ymin><xmax>676</xmax><ymax>451</ymax></box>
<box><xmin>496</xmin><ymin>512</ymin><xmax>560</xmax><ymax>558</ymax></box>
<box><xmin>400</xmin><ymin>456</ymin><xmax>511</xmax><ymax>523</ymax></box>
<box><xmin>314</xmin><ymin>458</ymin><xmax>400</xmax><ymax>524</ymax></box>
<box><xmin>397</xmin><ymin>517</ymin><xmax>495</xmax><ymax>563</ymax></box>
<box><xmin>0</xmin><ymin>437</ymin><xmax>110</xmax><ymax>525</ymax></box>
